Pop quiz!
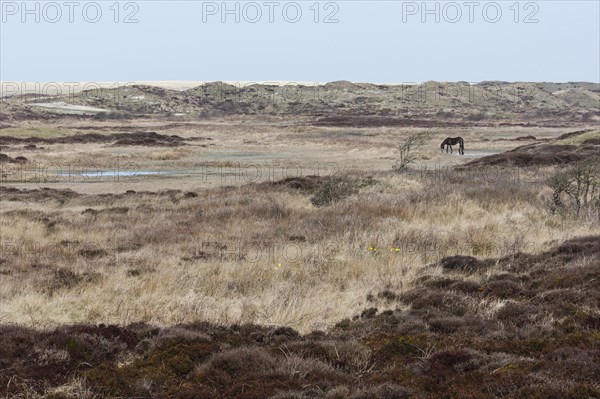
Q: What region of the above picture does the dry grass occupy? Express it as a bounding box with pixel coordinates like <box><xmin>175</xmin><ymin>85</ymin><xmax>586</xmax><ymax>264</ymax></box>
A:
<box><xmin>3</xmin><ymin>230</ymin><xmax>599</xmax><ymax>398</ymax></box>
<box><xmin>2</xmin><ymin>116</ymin><xmax>600</xmax><ymax>398</ymax></box>
<box><xmin>1</xmin><ymin>119</ymin><xmax>599</xmax><ymax>331</ymax></box>
<box><xmin>1</xmin><ymin>163</ymin><xmax>598</xmax><ymax>333</ymax></box>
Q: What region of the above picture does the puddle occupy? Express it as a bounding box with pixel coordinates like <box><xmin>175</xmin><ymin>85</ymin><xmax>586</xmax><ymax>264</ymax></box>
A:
<box><xmin>462</xmin><ymin>152</ymin><xmax>501</xmax><ymax>157</ymax></box>
<box><xmin>57</xmin><ymin>170</ymin><xmax>172</xmax><ymax>177</ymax></box>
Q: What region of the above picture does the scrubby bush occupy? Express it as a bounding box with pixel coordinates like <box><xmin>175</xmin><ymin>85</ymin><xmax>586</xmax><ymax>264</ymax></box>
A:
<box><xmin>310</xmin><ymin>177</ymin><xmax>358</xmax><ymax>207</ymax></box>
<box><xmin>392</xmin><ymin>131</ymin><xmax>432</xmax><ymax>171</ymax></box>
<box><xmin>466</xmin><ymin>112</ymin><xmax>486</xmax><ymax>121</ymax></box>
<box><xmin>428</xmin><ymin>317</ymin><xmax>465</xmax><ymax>333</ymax></box>
<box><xmin>547</xmin><ymin>160</ymin><xmax>600</xmax><ymax>219</ymax></box>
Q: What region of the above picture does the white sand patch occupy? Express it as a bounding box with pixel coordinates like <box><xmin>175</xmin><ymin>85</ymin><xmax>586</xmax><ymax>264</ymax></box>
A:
<box><xmin>29</xmin><ymin>102</ymin><xmax>109</xmax><ymax>115</ymax></box>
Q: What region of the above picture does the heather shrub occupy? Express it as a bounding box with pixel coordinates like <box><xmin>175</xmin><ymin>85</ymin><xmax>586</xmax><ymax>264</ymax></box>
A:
<box><xmin>310</xmin><ymin>177</ymin><xmax>359</xmax><ymax>207</ymax></box>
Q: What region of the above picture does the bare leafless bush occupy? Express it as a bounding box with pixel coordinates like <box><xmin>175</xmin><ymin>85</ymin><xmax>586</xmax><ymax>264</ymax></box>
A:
<box><xmin>547</xmin><ymin>160</ymin><xmax>600</xmax><ymax>220</ymax></box>
<box><xmin>392</xmin><ymin>131</ymin><xmax>432</xmax><ymax>171</ymax></box>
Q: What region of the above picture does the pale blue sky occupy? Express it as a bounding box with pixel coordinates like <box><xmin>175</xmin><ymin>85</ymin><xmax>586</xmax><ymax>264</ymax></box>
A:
<box><xmin>1</xmin><ymin>1</ymin><xmax>599</xmax><ymax>82</ymax></box>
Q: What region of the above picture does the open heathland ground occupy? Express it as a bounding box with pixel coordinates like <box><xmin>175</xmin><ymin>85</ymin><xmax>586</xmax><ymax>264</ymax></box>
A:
<box><xmin>1</xmin><ymin>82</ymin><xmax>599</xmax><ymax>398</ymax></box>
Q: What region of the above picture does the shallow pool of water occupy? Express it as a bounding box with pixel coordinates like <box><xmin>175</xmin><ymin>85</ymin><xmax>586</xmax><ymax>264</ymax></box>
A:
<box><xmin>462</xmin><ymin>152</ymin><xmax>501</xmax><ymax>157</ymax></box>
<box><xmin>56</xmin><ymin>170</ymin><xmax>172</xmax><ymax>177</ymax></box>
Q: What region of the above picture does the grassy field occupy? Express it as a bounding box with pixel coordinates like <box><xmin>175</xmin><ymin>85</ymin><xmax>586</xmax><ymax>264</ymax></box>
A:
<box><xmin>1</xmin><ymin>121</ymin><xmax>596</xmax><ymax>329</ymax></box>
<box><xmin>1</xmin><ymin>106</ymin><xmax>599</xmax><ymax>397</ymax></box>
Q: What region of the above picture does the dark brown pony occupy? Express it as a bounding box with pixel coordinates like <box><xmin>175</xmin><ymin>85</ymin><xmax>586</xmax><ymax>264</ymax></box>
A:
<box><xmin>441</xmin><ymin>137</ymin><xmax>464</xmax><ymax>155</ymax></box>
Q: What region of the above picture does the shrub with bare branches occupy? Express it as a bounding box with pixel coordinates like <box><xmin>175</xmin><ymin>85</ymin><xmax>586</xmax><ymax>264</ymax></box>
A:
<box><xmin>392</xmin><ymin>131</ymin><xmax>432</xmax><ymax>171</ymax></box>
<box><xmin>547</xmin><ymin>159</ymin><xmax>600</xmax><ymax>219</ymax></box>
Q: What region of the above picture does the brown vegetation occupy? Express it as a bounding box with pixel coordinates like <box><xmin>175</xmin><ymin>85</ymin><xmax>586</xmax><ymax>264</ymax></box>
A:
<box><xmin>465</xmin><ymin>141</ymin><xmax>600</xmax><ymax>168</ymax></box>
<box><xmin>1</xmin><ymin>236</ymin><xmax>598</xmax><ymax>398</ymax></box>
<box><xmin>0</xmin><ymin>131</ymin><xmax>191</xmax><ymax>147</ymax></box>
<box><xmin>0</xmin><ymin>153</ymin><xmax>28</xmax><ymax>163</ymax></box>
<box><xmin>1</xmin><ymin>86</ymin><xmax>600</xmax><ymax>397</ymax></box>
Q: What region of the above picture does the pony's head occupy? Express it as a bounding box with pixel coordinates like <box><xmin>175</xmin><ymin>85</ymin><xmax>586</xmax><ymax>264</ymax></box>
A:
<box><xmin>440</xmin><ymin>141</ymin><xmax>445</xmax><ymax>151</ymax></box>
